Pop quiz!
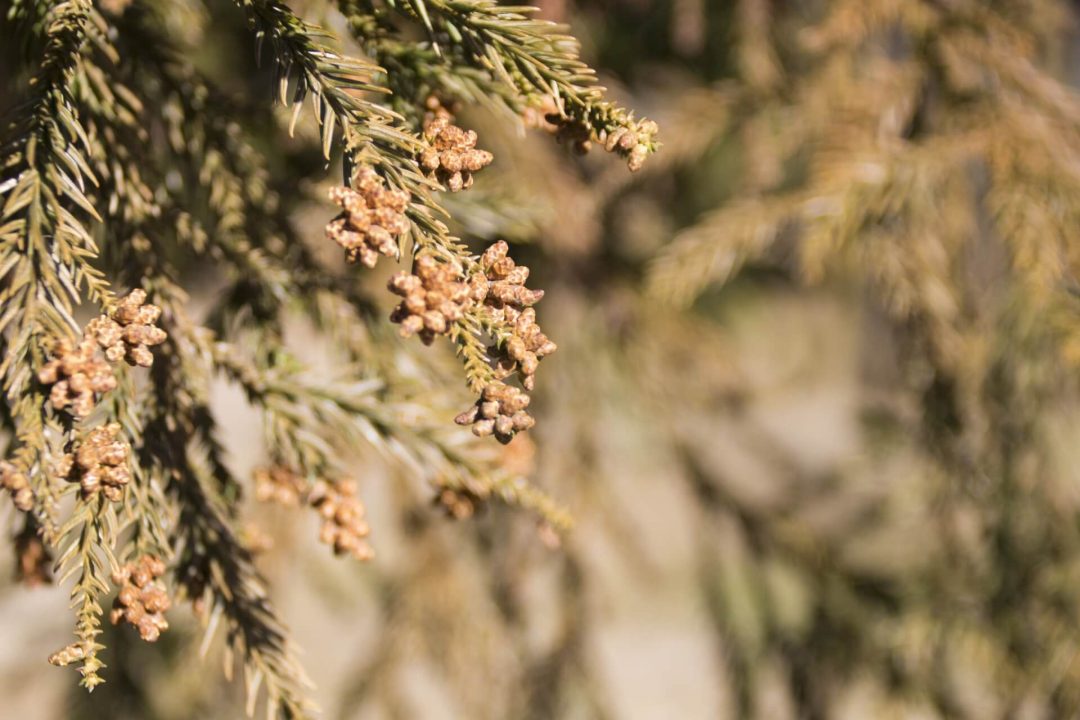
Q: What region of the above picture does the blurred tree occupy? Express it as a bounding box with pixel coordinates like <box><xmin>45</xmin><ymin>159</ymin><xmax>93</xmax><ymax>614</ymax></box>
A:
<box><xmin>637</xmin><ymin>0</ymin><xmax>1080</xmax><ymax>717</ymax></box>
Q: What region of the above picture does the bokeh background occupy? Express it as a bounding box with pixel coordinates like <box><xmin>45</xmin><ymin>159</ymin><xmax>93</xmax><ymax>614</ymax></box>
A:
<box><xmin>5</xmin><ymin>0</ymin><xmax>1080</xmax><ymax>718</ymax></box>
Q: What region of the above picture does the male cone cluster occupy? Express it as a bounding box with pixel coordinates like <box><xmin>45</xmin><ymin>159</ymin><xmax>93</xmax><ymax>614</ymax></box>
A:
<box><xmin>0</xmin><ymin>462</ymin><xmax>33</xmax><ymax>511</ymax></box>
<box><xmin>326</xmin><ymin>167</ymin><xmax>410</xmax><ymax>267</ymax></box>
<box><xmin>388</xmin><ymin>256</ymin><xmax>475</xmax><ymax>345</ymax></box>
<box><xmin>86</xmin><ymin>289</ymin><xmax>167</xmax><ymax>367</ymax></box>
<box><xmin>254</xmin><ymin>467</ymin><xmax>375</xmax><ymax>562</ymax></box>
<box><xmin>254</xmin><ymin>465</ymin><xmax>305</xmax><ymax>506</ymax></box>
<box><xmin>39</xmin><ymin>288</ymin><xmax>165</xmax><ymax>417</ymax></box>
<box><xmin>527</xmin><ymin>96</ymin><xmax>658</xmax><ymax>172</ymax></box>
<box><xmin>597</xmin><ymin>118</ymin><xmax>660</xmax><ymax>172</ymax></box>
<box><xmin>385</xmin><ymin>242</ymin><xmax>555</xmax><ymax>443</ymax></box>
<box><xmin>478</xmin><ymin>241</ymin><xmax>556</xmax><ymax>391</ymax></box>
<box><xmin>419</xmin><ymin>99</ymin><xmax>494</xmax><ymax>192</ymax></box>
<box><xmin>323</xmin><ymin>161</ymin><xmax>555</xmax><ymax>444</ymax></box>
<box><xmin>38</xmin><ymin>338</ymin><xmax>117</xmax><ymax>418</ymax></box>
<box><xmin>454</xmin><ymin>381</ymin><xmax>535</xmax><ymax>444</ymax></box>
<box><xmin>87</xmin><ymin>289</ymin><xmax>166</xmax><ymax>369</ymax></box>
<box><xmin>436</xmin><ymin>486</ymin><xmax>485</xmax><ymax>519</ymax></box>
<box><xmin>111</xmin><ymin>555</ymin><xmax>171</xmax><ymax>642</ymax></box>
<box><xmin>310</xmin><ymin>479</ymin><xmax>374</xmax><ymax>561</ymax></box>
<box><xmin>58</xmin><ymin>423</ymin><xmax>132</xmax><ymax>501</ymax></box>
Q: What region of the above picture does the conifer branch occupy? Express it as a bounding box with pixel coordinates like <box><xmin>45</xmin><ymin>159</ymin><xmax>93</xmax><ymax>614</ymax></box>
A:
<box><xmin>338</xmin><ymin>0</ymin><xmax>658</xmax><ymax>169</ymax></box>
<box><xmin>0</xmin><ymin>0</ymin><xmax>115</xmax><ymax>534</ymax></box>
<box><xmin>233</xmin><ymin>0</ymin><xmax>496</xmax><ymax>334</ymax></box>
<box><xmin>0</xmin><ymin>0</ymin><xmax>656</xmax><ymax>704</ymax></box>
<box><xmin>142</xmin><ymin>281</ymin><xmax>316</xmax><ymax>718</ymax></box>
<box><xmin>234</xmin><ymin>0</ymin><xmax>571</xmax><ymax>404</ymax></box>
<box><xmin>209</xmin><ymin>336</ymin><xmax>570</xmax><ymax>528</ymax></box>
<box><xmin>233</xmin><ymin>0</ymin><xmax>446</xmax><ymax>213</ymax></box>
<box><xmin>52</xmin><ymin>495</ymin><xmax>119</xmax><ymax>689</ymax></box>
<box><xmin>378</xmin><ymin>0</ymin><xmax>659</xmax><ymax>168</ymax></box>
<box><xmin>341</xmin><ymin>3</ymin><xmax>524</xmax><ymax>120</ymax></box>
<box><xmin>237</xmin><ymin>0</ymin><xmax>394</xmax><ymax>153</ymax></box>
<box><xmin>79</xmin><ymin>13</ymin><xmax>521</xmax><ymax>511</ymax></box>
<box><xmin>80</xmin><ymin>5</ymin><xmax>318</xmax><ymax>344</ymax></box>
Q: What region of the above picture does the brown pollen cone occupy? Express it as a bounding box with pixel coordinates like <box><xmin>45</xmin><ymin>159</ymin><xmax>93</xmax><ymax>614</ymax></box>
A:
<box><xmin>326</xmin><ymin>167</ymin><xmax>410</xmax><ymax>267</ymax></box>
<box><xmin>110</xmin><ymin>555</ymin><xmax>171</xmax><ymax>642</ymax></box>
<box><xmin>87</xmin><ymin>289</ymin><xmax>167</xmax><ymax>368</ymax></box>
<box><xmin>0</xmin><ymin>462</ymin><xmax>34</xmax><ymax>512</ymax></box>
<box><xmin>37</xmin><ymin>337</ymin><xmax>117</xmax><ymax>418</ymax></box>
<box><xmin>388</xmin><ymin>256</ymin><xmax>472</xmax><ymax>345</ymax></box>
<box><xmin>419</xmin><ymin>100</ymin><xmax>494</xmax><ymax>192</ymax></box>
<box><xmin>254</xmin><ymin>465</ymin><xmax>305</xmax><ymax>507</ymax></box>
<box><xmin>435</xmin><ymin>486</ymin><xmax>486</xmax><ymax>520</ymax></box>
<box><xmin>60</xmin><ymin>423</ymin><xmax>131</xmax><ymax>502</ymax></box>
<box><xmin>309</xmin><ymin>479</ymin><xmax>374</xmax><ymax>561</ymax></box>
<box><xmin>455</xmin><ymin>381</ymin><xmax>536</xmax><ymax>444</ymax></box>
<box><xmin>477</xmin><ymin>241</ymin><xmax>556</xmax><ymax>391</ymax></box>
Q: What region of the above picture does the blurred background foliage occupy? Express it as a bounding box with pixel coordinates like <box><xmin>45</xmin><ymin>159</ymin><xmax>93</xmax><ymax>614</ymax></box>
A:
<box><xmin>4</xmin><ymin>0</ymin><xmax>1080</xmax><ymax>718</ymax></box>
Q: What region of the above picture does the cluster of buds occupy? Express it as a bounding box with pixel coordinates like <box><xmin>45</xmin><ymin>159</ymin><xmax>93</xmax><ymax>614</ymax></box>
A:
<box><xmin>389</xmin><ymin>256</ymin><xmax>477</xmax><ymax>345</ymax></box>
<box><xmin>435</xmin><ymin>486</ymin><xmax>486</xmax><ymax>520</ymax></box>
<box><xmin>252</xmin><ymin>467</ymin><xmax>375</xmax><ymax>562</ymax></box>
<box><xmin>86</xmin><ymin>289</ymin><xmax>166</xmax><ymax>368</ymax></box>
<box><xmin>419</xmin><ymin>99</ymin><xmax>494</xmax><ymax>192</ymax></box>
<box><xmin>477</xmin><ymin>241</ymin><xmax>556</xmax><ymax>391</ymax></box>
<box><xmin>15</xmin><ymin>525</ymin><xmax>51</xmax><ymax>587</ymax></box>
<box><xmin>326</xmin><ymin>167</ymin><xmax>410</xmax><ymax>267</ymax></box>
<box><xmin>455</xmin><ymin>381</ymin><xmax>535</xmax><ymax>444</ymax></box>
<box><xmin>110</xmin><ymin>555</ymin><xmax>170</xmax><ymax>642</ymax></box>
<box><xmin>59</xmin><ymin>423</ymin><xmax>131</xmax><ymax>501</ymax></box>
<box><xmin>38</xmin><ymin>338</ymin><xmax>117</xmax><ymax>418</ymax></box>
<box><xmin>309</xmin><ymin>479</ymin><xmax>374</xmax><ymax>561</ymax></box>
<box><xmin>38</xmin><ymin>288</ymin><xmax>163</xmax><ymax>417</ymax></box>
<box><xmin>497</xmin><ymin>308</ymin><xmax>556</xmax><ymax>391</ymax></box>
<box><xmin>597</xmin><ymin>118</ymin><xmax>659</xmax><ymax>172</ymax></box>
<box><xmin>0</xmin><ymin>462</ymin><xmax>33</xmax><ymax>512</ymax></box>
<box><xmin>253</xmin><ymin>465</ymin><xmax>305</xmax><ymax>507</ymax></box>
<box><xmin>480</xmin><ymin>241</ymin><xmax>545</xmax><ymax>310</ymax></box>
